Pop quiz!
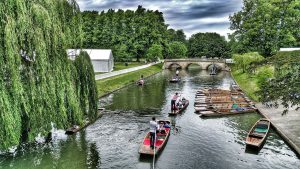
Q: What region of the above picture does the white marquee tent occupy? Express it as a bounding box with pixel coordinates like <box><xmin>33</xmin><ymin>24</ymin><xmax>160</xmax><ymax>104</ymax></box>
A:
<box><xmin>67</xmin><ymin>49</ymin><xmax>114</xmax><ymax>72</ymax></box>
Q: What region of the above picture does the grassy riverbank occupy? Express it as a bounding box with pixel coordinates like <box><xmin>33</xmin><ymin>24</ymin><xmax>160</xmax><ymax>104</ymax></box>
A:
<box><xmin>96</xmin><ymin>63</ymin><xmax>163</xmax><ymax>97</ymax></box>
<box><xmin>231</xmin><ymin>65</ymin><xmax>274</xmax><ymax>102</ymax></box>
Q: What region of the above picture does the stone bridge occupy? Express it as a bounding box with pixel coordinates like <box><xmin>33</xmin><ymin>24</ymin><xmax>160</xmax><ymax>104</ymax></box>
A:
<box><xmin>163</xmin><ymin>58</ymin><xmax>227</xmax><ymax>70</ymax></box>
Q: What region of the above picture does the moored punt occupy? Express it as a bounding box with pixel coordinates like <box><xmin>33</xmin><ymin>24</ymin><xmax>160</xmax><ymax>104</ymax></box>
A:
<box><xmin>139</xmin><ymin>120</ymin><xmax>171</xmax><ymax>155</ymax></box>
<box><xmin>65</xmin><ymin>125</ymin><xmax>80</xmax><ymax>135</ymax></box>
<box><xmin>137</xmin><ymin>79</ymin><xmax>144</xmax><ymax>86</ymax></box>
<box><xmin>199</xmin><ymin>107</ymin><xmax>257</xmax><ymax>117</ymax></box>
<box><xmin>169</xmin><ymin>77</ymin><xmax>181</xmax><ymax>83</ymax></box>
<box><xmin>246</xmin><ymin>118</ymin><xmax>270</xmax><ymax>148</ymax></box>
<box><xmin>169</xmin><ymin>100</ymin><xmax>189</xmax><ymax>115</ymax></box>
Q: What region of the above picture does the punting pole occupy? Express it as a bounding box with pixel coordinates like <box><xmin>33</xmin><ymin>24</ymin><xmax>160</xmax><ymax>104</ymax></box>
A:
<box><xmin>152</xmin><ymin>129</ymin><xmax>156</xmax><ymax>169</ymax></box>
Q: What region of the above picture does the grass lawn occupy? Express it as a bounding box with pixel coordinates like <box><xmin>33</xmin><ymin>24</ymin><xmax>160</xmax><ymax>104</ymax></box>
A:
<box><xmin>94</xmin><ymin>62</ymin><xmax>146</xmax><ymax>75</ymax></box>
<box><xmin>96</xmin><ymin>63</ymin><xmax>162</xmax><ymax>97</ymax></box>
<box><xmin>232</xmin><ymin>69</ymin><xmax>260</xmax><ymax>101</ymax></box>
<box><xmin>113</xmin><ymin>62</ymin><xmax>146</xmax><ymax>71</ymax></box>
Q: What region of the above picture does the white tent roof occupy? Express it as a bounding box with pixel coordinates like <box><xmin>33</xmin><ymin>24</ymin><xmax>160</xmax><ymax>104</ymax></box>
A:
<box><xmin>279</xmin><ymin>48</ymin><xmax>300</xmax><ymax>52</ymax></box>
<box><xmin>67</xmin><ymin>49</ymin><xmax>112</xmax><ymax>60</ymax></box>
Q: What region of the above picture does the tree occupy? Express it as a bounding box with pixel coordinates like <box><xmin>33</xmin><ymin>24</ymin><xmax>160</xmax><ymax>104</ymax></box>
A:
<box><xmin>230</xmin><ymin>0</ymin><xmax>300</xmax><ymax>56</ymax></box>
<box><xmin>168</xmin><ymin>41</ymin><xmax>188</xmax><ymax>58</ymax></box>
<box><xmin>232</xmin><ymin>52</ymin><xmax>264</xmax><ymax>73</ymax></box>
<box><xmin>146</xmin><ymin>44</ymin><xmax>163</xmax><ymax>61</ymax></box>
<box><xmin>259</xmin><ymin>50</ymin><xmax>300</xmax><ymax>114</ymax></box>
<box><xmin>188</xmin><ymin>32</ymin><xmax>231</xmax><ymax>58</ymax></box>
<box><xmin>74</xmin><ymin>51</ymin><xmax>98</xmax><ymax>120</ymax></box>
<box><xmin>81</xmin><ymin>6</ymin><xmax>186</xmax><ymax>62</ymax></box>
<box><xmin>0</xmin><ymin>0</ymin><xmax>97</xmax><ymax>149</ymax></box>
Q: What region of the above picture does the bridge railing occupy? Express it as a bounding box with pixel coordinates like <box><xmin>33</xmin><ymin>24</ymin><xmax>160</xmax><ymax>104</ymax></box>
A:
<box><xmin>164</xmin><ymin>58</ymin><xmax>226</xmax><ymax>63</ymax></box>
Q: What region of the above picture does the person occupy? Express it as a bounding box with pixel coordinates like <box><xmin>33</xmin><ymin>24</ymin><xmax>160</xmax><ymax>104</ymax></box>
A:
<box><xmin>138</xmin><ymin>75</ymin><xmax>144</xmax><ymax>85</ymax></box>
<box><xmin>171</xmin><ymin>93</ymin><xmax>179</xmax><ymax>113</ymax></box>
<box><xmin>158</xmin><ymin>121</ymin><xmax>166</xmax><ymax>134</ymax></box>
<box><xmin>176</xmin><ymin>69</ymin><xmax>179</xmax><ymax>77</ymax></box>
<box><xmin>163</xmin><ymin>122</ymin><xmax>171</xmax><ymax>128</ymax></box>
<box><xmin>149</xmin><ymin>117</ymin><xmax>158</xmax><ymax>149</ymax></box>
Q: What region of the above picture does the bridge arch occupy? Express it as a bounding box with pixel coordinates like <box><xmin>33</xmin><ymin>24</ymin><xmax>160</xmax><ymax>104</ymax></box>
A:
<box><xmin>167</xmin><ymin>63</ymin><xmax>182</xmax><ymax>69</ymax></box>
<box><xmin>206</xmin><ymin>63</ymin><xmax>222</xmax><ymax>71</ymax></box>
<box><xmin>186</xmin><ymin>63</ymin><xmax>202</xmax><ymax>69</ymax></box>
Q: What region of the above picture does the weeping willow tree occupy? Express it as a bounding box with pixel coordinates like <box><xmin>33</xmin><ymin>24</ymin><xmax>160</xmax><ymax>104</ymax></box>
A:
<box><xmin>0</xmin><ymin>0</ymin><xmax>97</xmax><ymax>150</ymax></box>
<box><xmin>74</xmin><ymin>51</ymin><xmax>98</xmax><ymax>120</ymax></box>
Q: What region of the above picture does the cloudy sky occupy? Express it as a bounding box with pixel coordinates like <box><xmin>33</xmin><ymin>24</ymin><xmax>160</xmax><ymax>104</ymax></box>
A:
<box><xmin>77</xmin><ymin>0</ymin><xmax>243</xmax><ymax>38</ymax></box>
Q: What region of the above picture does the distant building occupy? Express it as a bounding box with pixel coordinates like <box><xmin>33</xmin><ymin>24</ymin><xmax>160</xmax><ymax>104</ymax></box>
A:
<box><xmin>225</xmin><ymin>59</ymin><xmax>235</xmax><ymax>64</ymax></box>
<box><xmin>67</xmin><ymin>49</ymin><xmax>114</xmax><ymax>72</ymax></box>
<box><xmin>279</xmin><ymin>48</ymin><xmax>300</xmax><ymax>52</ymax></box>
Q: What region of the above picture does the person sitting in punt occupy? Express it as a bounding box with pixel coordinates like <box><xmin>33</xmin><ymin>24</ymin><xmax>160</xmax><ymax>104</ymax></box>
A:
<box><xmin>163</xmin><ymin>122</ymin><xmax>171</xmax><ymax>128</ymax></box>
<box><xmin>158</xmin><ymin>121</ymin><xmax>166</xmax><ymax>134</ymax></box>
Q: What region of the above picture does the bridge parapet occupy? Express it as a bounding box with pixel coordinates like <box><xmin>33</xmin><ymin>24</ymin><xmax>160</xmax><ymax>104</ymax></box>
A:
<box><xmin>163</xmin><ymin>58</ymin><xmax>227</xmax><ymax>70</ymax></box>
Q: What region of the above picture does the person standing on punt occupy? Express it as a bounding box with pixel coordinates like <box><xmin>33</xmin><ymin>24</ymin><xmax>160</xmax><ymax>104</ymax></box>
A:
<box><xmin>150</xmin><ymin>117</ymin><xmax>158</xmax><ymax>149</ymax></box>
<box><xmin>171</xmin><ymin>92</ymin><xmax>179</xmax><ymax>113</ymax></box>
<box><xmin>175</xmin><ymin>68</ymin><xmax>179</xmax><ymax>77</ymax></box>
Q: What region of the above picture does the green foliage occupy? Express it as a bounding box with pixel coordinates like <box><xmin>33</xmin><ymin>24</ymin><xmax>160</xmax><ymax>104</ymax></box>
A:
<box><xmin>188</xmin><ymin>32</ymin><xmax>231</xmax><ymax>58</ymax></box>
<box><xmin>231</xmin><ymin>65</ymin><xmax>274</xmax><ymax>102</ymax></box>
<box><xmin>168</xmin><ymin>41</ymin><xmax>188</xmax><ymax>59</ymax></box>
<box><xmin>146</xmin><ymin>44</ymin><xmax>163</xmax><ymax>61</ymax></box>
<box><xmin>232</xmin><ymin>52</ymin><xmax>264</xmax><ymax>73</ymax></box>
<box><xmin>259</xmin><ymin>51</ymin><xmax>300</xmax><ymax>112</ymax></box>
<box><xmin>256</xmin><ymin>66</ymin><xmax>274</xmax><ymax>86</ymax></box>
<box><xmin>81</xmin><ymin>6</ymin><xmax>187</xmax><ymax>61</ymax></box>
<box><xmin>230</xmin><ymin>0</ymin><xmax>300</xmax><ymax>56</ymax></box>
<box><xmin>114</xmin><ymin>44</ymin><xmax>132</xmax><ymax>62</ymax></box>
<box><xmin>74</xmin><ymin>51</ymin><xmax>98</xmax><ymax>120</ymax></box>
<box><xmin>0</xmin><ymin>0</ymin><xmax>97</xmax><ymax>150</ymax></box>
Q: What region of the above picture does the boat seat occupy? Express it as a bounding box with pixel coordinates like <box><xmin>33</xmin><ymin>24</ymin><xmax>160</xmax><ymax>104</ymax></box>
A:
<box><xmin>250</xmin><ymin>132</ymin><xmax>264</xmax><ymax>138</ymax></box>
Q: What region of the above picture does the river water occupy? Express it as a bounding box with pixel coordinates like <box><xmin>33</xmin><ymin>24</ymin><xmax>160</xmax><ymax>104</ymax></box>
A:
<box><xmin>0</xmin><ymin>67</ymin><xmax>299</xmax><ymax>169</ymax></box>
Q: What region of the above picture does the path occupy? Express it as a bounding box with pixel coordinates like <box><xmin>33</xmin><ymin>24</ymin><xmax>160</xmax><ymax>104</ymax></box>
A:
<box><xmin>95</xmin><ymin>62</ymin><xmax>159</xmax><ymax>80</ymax></box>
<box><xmin>256</xmin><ymin>103</ymin><xmax>300</xmax><ymax>155</ymax></box>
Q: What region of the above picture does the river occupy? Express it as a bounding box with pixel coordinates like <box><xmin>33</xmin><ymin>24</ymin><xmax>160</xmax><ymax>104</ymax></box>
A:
<box><xmin>0</xmin><ymin>67</ymin><xmax>299</xmax><ymax>169</ymax></box>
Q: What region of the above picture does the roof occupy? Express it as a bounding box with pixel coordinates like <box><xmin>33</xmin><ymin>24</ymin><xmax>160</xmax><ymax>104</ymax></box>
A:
<box><xmin>67</xmin><ymin>49</ymin><xmax>113</xmax><ymax>60</ymax></box>
<box><xmin>279</xmin><ymin>48</ymin><xmax>300</xmax><ymax>52</ymax></box>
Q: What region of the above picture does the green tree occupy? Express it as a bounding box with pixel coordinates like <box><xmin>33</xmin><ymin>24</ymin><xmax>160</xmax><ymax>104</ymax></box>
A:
<box><xmin>168</xmin><ymin>41</ymin><xmax>188</xmax><ymax>58</ymax></box>
<box><xmin>188</xmin><ymin>32</ymin><xmax>231</xmax><ymax>58</ymax></box>
<box><xmin>81</xmin><ymin>6</ymin><xmax>186</xmax><ymax>62</ymax></box>
<box><xmin>230</xmin><ymin>0</ymin><xmax>300</xmax><ymax>56</ymax></box>
<box><xmin>74</xmin><ymin>51</ymin><xmax>98</xmax><ymax>120</ymax></box>
<box><xmin>0</xmin><ymin>0</ymin><xmax>97</xmax><ymax>149</ymax></box>
<box><xmin>233</xmin><ymin>52</ymin><xmax>264</xmax><ymax>73</ymax></box>
<box><xmin>259</xmin><ymin>50</ymin><xmax>300</xmax><ymax>113</ymax></box>
<box><xmin>146</xmin><ymin>44</ymin><xmax>163</xmax><ymax>61</ymax></box>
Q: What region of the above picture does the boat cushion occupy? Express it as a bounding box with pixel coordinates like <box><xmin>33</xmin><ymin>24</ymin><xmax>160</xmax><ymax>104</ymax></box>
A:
<box><xmin>254</xmin><ymin>128</ymin><xmax>268</xmax><ymax>133</ymax></box>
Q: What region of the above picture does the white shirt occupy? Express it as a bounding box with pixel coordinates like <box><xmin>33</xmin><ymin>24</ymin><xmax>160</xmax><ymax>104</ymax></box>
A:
<box><xmin>176</xmin><ymin>70</ymin><xmax>179</xmax><ymax>74</ymax></box>
<box><xmin>150</xmin><ymin>120</ymin><xmax>158</xmax><ymax>133</ymax></box>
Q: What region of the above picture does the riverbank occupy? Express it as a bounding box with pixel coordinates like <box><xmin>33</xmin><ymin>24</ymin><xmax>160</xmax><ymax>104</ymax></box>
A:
<box><xmin>231</xmin><ymin>67</ymin><xmax>300</xmax><ymax>156</ymax></box>
<box><xmin>255</xmin><ymin>103</ymin><xmax>300</xmax><ymax>156</ymax></box>
<box><xmin>96</xmin><ymin>63</ymin><xmax>163</xmax><ymax>98</ymax></box>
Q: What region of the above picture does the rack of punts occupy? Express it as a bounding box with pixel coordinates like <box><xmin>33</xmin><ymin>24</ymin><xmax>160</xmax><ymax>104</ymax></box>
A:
<box><xmin>194</xmin><ymin>87</ymin><xmax>257</xmax><ymax>117</ymax></box>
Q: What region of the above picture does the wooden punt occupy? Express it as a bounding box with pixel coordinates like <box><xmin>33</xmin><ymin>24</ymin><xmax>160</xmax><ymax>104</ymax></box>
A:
<box><xmin>65</xmin><ymin>125</ymin><xmax>80</xmax><ymax>135</ymax></box>
<box><xmin>246</xmin><ymin>118</ymin><xmax>270</xmax><ymax>147</ymax></box>
<box><xmin>139</xmin><ymin>120</ymin><xmax>171</xmax><ymax>155</ymax></box>
<box><xmin>169</xmin><ymin>77</ymin><xmax>181</xmax><ymax>83</ymax></box>
<box><xmin>169</xmin><ymin>100</ymin><xmax>189</xmax><ymax>115</ymax></box>
<box><xmin>137</xmin><ymin>79</ymin><xmax>144</xmax><ymax>86</ymax></box>
<box><xmin>199</xmin><ymin>107</ymin><xmax>257</xmax><ymax>117</ymax></box>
